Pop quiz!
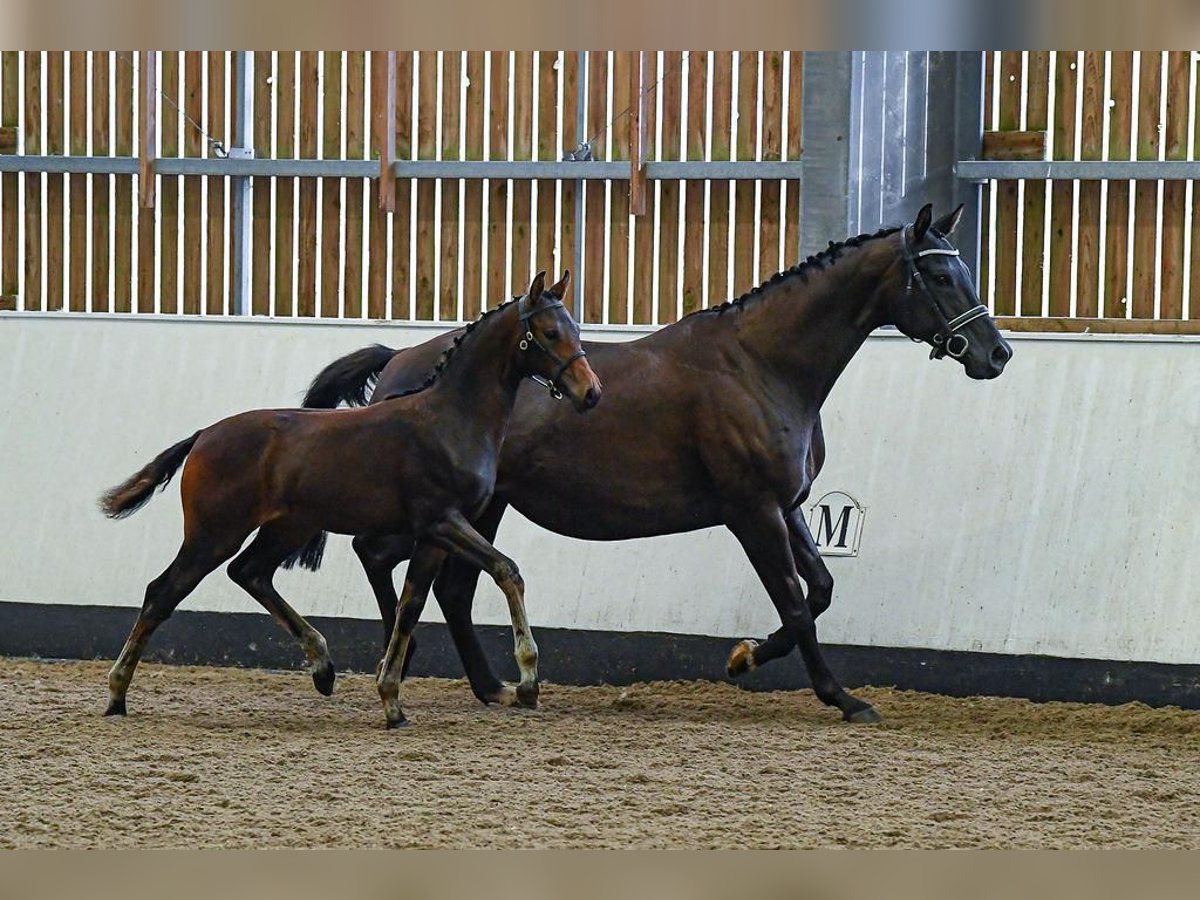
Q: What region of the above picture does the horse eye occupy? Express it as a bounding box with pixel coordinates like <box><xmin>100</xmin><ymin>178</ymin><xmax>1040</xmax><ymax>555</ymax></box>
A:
<box><xmin>544</xmin><ymin>329</ymin><xmax>559</xmax><ymax>340</ymax></box>
<box><xmin>934</xmin><ymin>274</ymin><xmax>952</xmax><ymax>287</ymax></box>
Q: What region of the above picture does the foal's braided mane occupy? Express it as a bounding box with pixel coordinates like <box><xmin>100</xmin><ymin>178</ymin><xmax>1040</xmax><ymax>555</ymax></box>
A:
<box><xmin>693</xmin><ymin>224</ymin><xmax>903</xmax><ymax>318</ymax></box>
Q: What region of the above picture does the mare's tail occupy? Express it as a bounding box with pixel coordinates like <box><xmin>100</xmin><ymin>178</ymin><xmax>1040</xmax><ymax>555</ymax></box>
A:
<box><xmin>302</xmin><ymin>344</ymin><xmax>397</xmax><ymax>409</ymax></box>
<box><xmin>99</xmin><ymin>431</ymin><xmax>202</xmax><ymax>519</ymax></box>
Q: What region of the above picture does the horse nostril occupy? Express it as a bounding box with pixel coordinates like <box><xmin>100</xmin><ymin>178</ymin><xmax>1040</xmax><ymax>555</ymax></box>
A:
<box><xmin>585</xmin><ymin>387</ymin><xmax>600</xmax><ymax>408</ymax></box>
<box><xmin>991</xmin><ymin>343</ymin><xmax>1012</xmax><ymax>368</ymax></box>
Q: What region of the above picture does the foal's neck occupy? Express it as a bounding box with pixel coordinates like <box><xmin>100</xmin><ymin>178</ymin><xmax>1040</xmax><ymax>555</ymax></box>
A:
<box><xmin>426</xmin><ymin>302</ymin><xmax>524</xmax><ymax>437</ymax></box>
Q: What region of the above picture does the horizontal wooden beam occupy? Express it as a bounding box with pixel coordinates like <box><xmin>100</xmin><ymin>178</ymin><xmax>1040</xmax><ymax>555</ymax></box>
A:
<box><xmin>981</xmin><ymin>130</ymin><xmax>1047</xmax><ymax>161</ymax></box>
<box><xmin>996</xmin><ymin>316</ymin><xmax>1200</xmax><ymax>335</ymax></box>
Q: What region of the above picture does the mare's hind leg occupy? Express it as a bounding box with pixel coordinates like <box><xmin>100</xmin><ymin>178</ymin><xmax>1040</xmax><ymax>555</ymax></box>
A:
<box><xmin>376</xmin><ymin>542</ymin><xmax>446</xmax><ymax>728</ymax></box>
<box><xmin>428</xmin><ymin>510</ymin><xmax>539</xmax><ymax>709</ymax></box>
<box><xmin>228</xmin><ymin>522</ymin><xmax>336</xmax><ymax>696</ymax></box>
<box><xmin>106</xmin><ymin>541</ymin><xmax>231</xmax><ymax>716</ymax></box>
<box><xmin>351</xmin><ymin>534</ymin><xmax>418</xmax><ymax>678</ymax></box>
<box><xmin>727</xmin><ymin>508</ymin><xmax>831</xmax><ymax>677</ymax></box>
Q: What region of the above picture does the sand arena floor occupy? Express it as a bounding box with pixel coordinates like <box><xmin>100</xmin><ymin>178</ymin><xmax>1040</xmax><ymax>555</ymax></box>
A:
<box><xmin>1</xmin><ymin>658</ymin><xmax>1198</xmax><ymax>848</ymax></box>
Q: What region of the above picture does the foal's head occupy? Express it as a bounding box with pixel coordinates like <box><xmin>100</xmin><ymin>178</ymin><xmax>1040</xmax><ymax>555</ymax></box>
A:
<box><xmin>516</xmin><ymin>270</ymin><xmax>602</xmax><ymax>412</ymax></box>
<box><xmin>880</xmin><ymin>203</ymin><xmax>1013</xmax><ymax>380</ymax></box>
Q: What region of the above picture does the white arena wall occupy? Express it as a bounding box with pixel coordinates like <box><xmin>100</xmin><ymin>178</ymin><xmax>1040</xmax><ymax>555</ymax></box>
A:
<box><xmin>2</xmin><ymin>312</ymin><xmax>1199</xmax><ymax>703</ymax></box>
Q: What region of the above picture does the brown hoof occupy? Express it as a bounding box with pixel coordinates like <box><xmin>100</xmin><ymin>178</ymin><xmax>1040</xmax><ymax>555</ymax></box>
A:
<box><xmin>726</xmin><ymin>639</ymin><xmax>759</xmax><ymax>678</ymax></box>
<box><xmin>844</xmin><ymin>704</ymin><xmax>881</xmax><ymax>724</ymax></box>
<box><xmin>103</xmin><ymin>698</ymin><xmax>127</xmax><ymax>717</ymax></box>
<box><xmin>385</xmin><ymin>715</ymin><xmax>409</xmax><ymax>730</ymax></box>
<box><xmin>311</xmin><ymin>661</ymin><xmax>336</xmax><ymax>697</ymax></box>
<box><xmin>516</xmin><ymin>682</ymin><xmax>540</xmax><ymax>709</ymax></box>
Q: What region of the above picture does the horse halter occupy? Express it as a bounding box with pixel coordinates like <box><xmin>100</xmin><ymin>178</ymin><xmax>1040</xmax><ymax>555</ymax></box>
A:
<box><xmin>901</xmin><ymin>224</ymin><xmax>990</xmax><ymax>360</ymax></box>
<box><xmin>517</xmin><ymin>294</ymin><xmax>587</xmax><ymax>400</ymax></box>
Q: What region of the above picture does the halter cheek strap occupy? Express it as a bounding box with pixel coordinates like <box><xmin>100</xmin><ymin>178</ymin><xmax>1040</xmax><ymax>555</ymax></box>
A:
<box><xmin>517</xmin><ymin>295</ymin><xmax>588</xmax><ymax>400</ymax></box>
<box><xmin>902</xmin><ymin>224</ymin><xmax>989</xmax><ymax>360</ymax></box>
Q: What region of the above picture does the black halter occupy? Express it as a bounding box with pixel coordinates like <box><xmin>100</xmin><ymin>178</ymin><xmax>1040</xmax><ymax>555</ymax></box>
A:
<box><xmin>517</xmin><ymin>294</ymin><xmax>588</xmax><ymax>400</ymax></box>
<box><xmin>901</xmin><ymin>224</ymin><xmax>990</xmax><ymax>360</ymax></box>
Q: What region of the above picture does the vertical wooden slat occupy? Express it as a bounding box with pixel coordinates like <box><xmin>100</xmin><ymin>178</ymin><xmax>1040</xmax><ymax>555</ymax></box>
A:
<box><xmin>681</xmin><ymin>50</ymin><xmax>707</xmax><ymax>317</ymax></box>
<box><xmin>136</xmin><ymin>52</ymin><xmax>156</xmax><ymax>313</ymax></box>
<box><xmin>0</xmin><ymin>52</ymin><xmax>19</xmax><ymax>308</ymax></box>
<box><xmin>23</xmin><ymin>52</ymin><xmax>42</xmax><ymax>311</ymax></box>
<box><xmin>1047</xmin><ymin>51</ymin><xmax>1078</xmax><ymax>318</ymax></box>
<box><xmin>205</xmin><ymin>51</ymin><xmax>227</xmax><ymax>315</ymax></box>
<box><xmin>91</xmin><ymin>53</ymin><xmax>111</xmax><ymax>312</ymax></box>
<box><xmin>461</xmin><ymin>51</ymin><xmax>485</xmax><ymax>318</ymax></box>
<box><xmin>67</xmin><ymin>52</ymin><xmax>87</xmax><ymax>312</ymax></box>
<box><xmin>159</xmin><ymin>51</ymin><xmax>179</xmax><ymax>314</ymax></box>
<box><xmin>319</xmin><ymin>51</ymin><xmax>342</xmax><ymax>318</ymax></box>
<box><xmin>45</xmin><ymin>52</ymin><xmax>64</xmax><ymax>310</ymax></box>
<box><xmin>391</xmin><ymin>51</ymin><xmax>414</xmax><ymax>318</ymax></box>
<box><xmin>510</xmin><ymin>51</ymin><xmax>534</xmax><ymax>294</ymax></box>
<box><xmin>251</xmin><ymin>51</ymin><xmax>272</xmax><ymax>315</ymax></box>
<box><xmin>486</xmin><ymin>51</ymin><xmax>509</xmax><ymax>309</ymax></box>
<box><xmin>558</xmin><ymin>51</ymin><xmax>579</xmax><ymax>309</ymax></box>
<box><xmin>273</xmin><ymin>51</ymin><xmax>295</xmax><ymax>316</ymax></box>
<box><xmin>1191</xmin><ymin>52</ymin><xmax>1200</xmax><ymax>319</ymax></box>
<box><xmin>1160</xmin><ymin>51</ymin><xmax>1189</xmax><ymax>320</ymax></box>
<box><xmin>581</xmin><ymin>51</ymin><xmax>606</xmax><ymax>323</ymax></box>
<box><xmin>657</xmin><ymin>51</ymin><xmax>683</xmax><ymax>324</ymax></box>
<box><xmin>1103</xmin><ymin>51</ymin><xmax>1134</xmax><ymax>319</ymax></box>
<box><xmin>366</xmin><ymin>52</ymin><xmax>388</xmax><ymax>320</ymax></box>
<box><xmin>707</xmin><ymin>51</ymin><xmax>732</xmax><ymax>308</ymax></box>
<box><xmin>784</xmin><ymin>50</ymin><xmax>804</xmax><ymax>265</ymax></box>
<box><xmin>631</xmin><ymin>52</ymin><xmax>656</xmax><ymax>324</ymax></box>
<box><xmin>608</xmin><ymin>50</ymin><xmax>632</xmax><ymax>323</ymax></box>
<box><xmin>297</xmin><ymin>51</ymin><xmax>318</xmax><ymax>316</ymax></box>
<box><xmin>414</xmin><ymin>50</ymin><xmax>436</xmax><ymax>319</ymax></box>
<box><xmin>342</xmin><ymin>51</ymin><xmax>365</xmax><ymax>318</ymax></box>
<box><xmin>733</xmin><ymin>50</ymin><xmax>760</xmax><ymax>296</ymax></box>
<box><xmin>1075</xmin><ymin>51</ymin><xmax>1105</xmax><ymax>318</ymax></box>
<box><xmin>114</xmin><ymin>52</ymin><xmax>133</xmax><ymax>313</ymax></box>
<box><xmin>535</xmin><ymin>50</ymin><xmax>557</xmax><ymax>284</ymax></box>
<box><xmin>992</xmin><ymin>51</ymin><xmax>1022</xmax><ymax>317</ymax></box>
<box><xmin>1131</xmin><ymin>52</ymin><xmax>1161</xmax><ymax>320</ymax></box>
<box><xmin>758</xmin><ymin>51</ymin><xmax>783</xmax><ymax>288</ymax></box>
<box><xmin>439</xmin><ymin>51</ymin><xmax>462</xmax><ymax>320</ymax></box>
<box><xmin>1019</xmin><ymin>52</ymin><xmax>1050</xmax><ymax>317</ymax></box>
<box><xmin>181</xmin><ymin>51</ymin><xmax>202</xmax><ymax>315</ymax></box>
<box><xmin>628</xmin><ymin>52</ymin><xmax>647</xmax><ymax>217</ymax></box>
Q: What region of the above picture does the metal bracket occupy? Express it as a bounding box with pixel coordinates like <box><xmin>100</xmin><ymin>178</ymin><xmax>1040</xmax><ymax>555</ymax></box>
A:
<box><xmin>226</xmin><ymin>146</ymin><xmax>254</xmax><ymax>161</ymax></box>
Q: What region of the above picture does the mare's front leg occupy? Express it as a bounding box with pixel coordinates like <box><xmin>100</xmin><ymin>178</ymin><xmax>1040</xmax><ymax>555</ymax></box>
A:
<box><xmin>376</xmin><ymin>542</ymin><xmax>446</xmax><ymax>728</ymax></box>
<box><xmin>725</xmin><ymin>502</ymin><xmax>878</xmax><ymax>723</ymax></box>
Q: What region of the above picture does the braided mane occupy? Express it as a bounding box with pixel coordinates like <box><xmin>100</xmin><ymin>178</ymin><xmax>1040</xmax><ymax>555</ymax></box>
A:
<box><xmin>693</xmin><ymin>224</ymin><xmax>903</xmax><ymax>318</ymax></box>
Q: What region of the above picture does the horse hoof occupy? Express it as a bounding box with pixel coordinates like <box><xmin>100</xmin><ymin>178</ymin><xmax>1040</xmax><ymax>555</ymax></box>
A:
<box><xmin>311</xmin><ymin>661</ymin><xmax>336</xmax><ymax>697</ymax></box>
<box><xmin>844</xmin><ymin>704</ymin><xmax>881</xmax><ymax>724</ymax></box>
<box><xmin>726</xmin><ymin>640</ymin><xmax>758</xmax><ymax>678</ymax></box>
<box><xmin>385</xmin><ymin>716</ymin><xmax>410</xmax><ymax>730</ymax></box>
<box><xmin>103</xmin><ymin>698</ymin><xmax>127</xmax><ymax>717</ymax></box>
<box><xmin>516</xmin><ymin>683</ymin><xmax>540</xmax><ymax>709</ymax></box>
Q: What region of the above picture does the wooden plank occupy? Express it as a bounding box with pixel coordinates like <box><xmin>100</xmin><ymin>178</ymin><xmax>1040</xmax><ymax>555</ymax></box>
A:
<box><xmin>251</xmin><ymin>51</ymin><xmax>272</xmax><ymax>315</ymax></box>
<box><xmin>758</xmin><ymin>50</ymin><xmax>783</xmax><ymax>289</ymax></box>
<box><xmin>376</xmin><ymin>52</ymin><xmax>396</xmax><ymax>214</ymax></box>
<box><xmin>657</xmin><ymin>51</ymin><xmax>683</xmax><ymax>324</ymax></box>
<box><xmin>320</xmin><ymin>51</ymin><xmax>342</xmax><ymax>318</ymax></box>
<box><xmin>1018</xmin><ymin>52</ymin><xmax>1050</xmax><ymax>317</ymax></box>
<box><xmin>67</xmin><ymin>52</ymin><xmax>87</xmax><ymax>312</ymax></box>
<box><xmin>206</xmin><ymin>51</ymin><xmax>227</xmax><ymax>315</ymax></box>
<box><xmin>1075</xmin><ymin>51</ymin><xmax>1105</xmax><ymax>318</ymax></box>
<box><xmin>414</xmin><ymin>49</ymin><xmax>436</xmax><ymax>319</ymax></box>
<box><xmin>608</xmin><ymin>50</ymin><xmax>632</xmax><ymax>323</ymax></box>
<box><xmin>628</xmin><ymin>52</ymin><xmax>647</xmax><ymax>217</ymax></box>
<box><xmin>581</xmin><ymin>50</ymin><xmax>606</xmax><ymax>323</ymax></box>
<box><xmin>486</xmin><ymin>50</ymin><xmax>509</xmax><ymax>309</ymax></box>
<box><xmin>439</xmin><ymin>51</ymin><xmax>462</xmax><ymax>320</ymax></box>
<box><xmin>92</xmin><ymin>52</ymin><xmax>111</xmax><ymax>312</ymax></box>
<box><xmin>1103</xmin><ymin>51</ymin><xmax>1134</xmax><ymax>319</ymax></box>
<box><xmin>297</xmin><ymin>50</ymin><xmax>318</xmax><ymax>316</ymax></box>
<box><xmin>460</xmin><ymin>51</ymin><xmax>484</xmax><ymax>319</ymax></box>
<box><xmin>732</xmin><ymin>49</ymin><xmax>759</xmax><ymax>296</ymax></box>
<box><xmin>391</xmin><ymin>51</ymin><xmax>414</xmax><ymax>318</ymax></box>
<box><xmin>991</xmin><ymin>51</ymin><xmax>1022</xmax><ymax>317</ymax></box>
<box><xmin>631</xmin><ymin>52</ymin><xmax>656</xmax><ymax>324</ymax></box>
<box><xmin>1</xmin><ymin>52</ymin><xmax>20</xmax><ymax>305</ymax></box>
<box><xmin>558</xmin><ymin>50</ymin><xmax>578</xmax><ymax>314</ymax></box>
<box><xmin>536</xmin><ymin>50</ymin><xmax>557</xmax><ymax>283</ymax></box>
<box><xmin>1160</xmin><ymin>51</ymin><xmax>1189</xmax><ymax>320</ymax></box>
<box><xmin>707</xmin><ymin>51</ymin><xmax>732</xmax><ymax>308</ymax></box>
<box><xmin>136</xmin><ymin>53</ymin><xmax>155</xmax><ymax>313</ymax></box>
<box><xmin>681</xmin><ymin>50</ymin><xmax>707</xmax><ymax>317</ymax></box>
<box><xmin>45</xmin><ymin>51</ymin><xmax>64</xmax><ymax>311</ymax></box>
<box><xmin>510</xmin><ymin>51</ymin><xmax>534</xmax><ymax>300</ymax></box>
<box><xmin>159</xmin><ymin>51</ymin><xmax>179</xmax><ymax>314</ymax></box>
<box><xmin>114</xmin><ymin>52</ymin><xmax>133</xmax><ymax>313</ymax></box>
<box><xmin>996</xmin><ymin>316</ymin><xmax>1200</xmax><ymax>335</ymax></box>
<box><xmin>273</xmin><ymin>51</ymin><xmax>295</xmax><ymax>316</ymax></box>
<box><xmin>1131</xmin><ymin>51</ymin><xmax>1161</xmax><ymax>320</ymax></box>
<box><xmin>0</xmin><ymin>125</ymin><xmax>15</xmax><ymax>153</ymax></box>
<box><xmin>1191</xmin><ymin>51</ymin><xmax>1200</xmax><ymax>318</ymax></box>
<box><xmin>181</xmin><ymin>51</ymin><xmax>202</xmax><ymax>315</ymax></box>
<box><xmin>367</xmin><ymin>52</ymin><xmax>388</xmax><ymax>319</ymax></box>
<box><xmin>342</xmin><ymin>51</ymin><xmax>365</xmax><ymax>318</ymax></box>
<box><xmin>1047</xmin><ymin>51</ymin><xmax>1078</xmax><ymax>318</ymax></box>
<box><xmin>22</xmin><ymin>52</ymin><xmax>41</xmax><ymax>310</ymax></box>
<box><xmin>981</xmin><ymin>130</ymin><xmax>1048</xmax><ymax>160</ymax></box>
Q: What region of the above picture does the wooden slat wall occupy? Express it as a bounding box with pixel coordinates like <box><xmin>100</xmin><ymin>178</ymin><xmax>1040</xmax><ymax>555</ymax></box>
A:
<box><xmin>1</xmin><ymin>52</ymin><xmax>19</xmax><ymax>309</ymax></box>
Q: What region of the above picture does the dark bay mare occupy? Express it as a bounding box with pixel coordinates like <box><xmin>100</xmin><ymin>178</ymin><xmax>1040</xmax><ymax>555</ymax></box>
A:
<box><xmin>100</xmin><ymin>271</ymin><xmax>601</xmax><ymax>727</ymax></box>
<box><xmin>304</xmin><ymin>205</ymin><xmax>1012</xmax><ymax>723</ymax></box>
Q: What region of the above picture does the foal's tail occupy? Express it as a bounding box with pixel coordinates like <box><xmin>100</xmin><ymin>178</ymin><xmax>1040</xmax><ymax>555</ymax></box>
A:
<box><xmin>99</xmin><ymin>431</ymin><xmax>202</xmax><ymax>519</ymax></box>
<box><xmin>302</xmin><ymin>344</ymin><xmax>397</xmax><ymax>409</ymax></box>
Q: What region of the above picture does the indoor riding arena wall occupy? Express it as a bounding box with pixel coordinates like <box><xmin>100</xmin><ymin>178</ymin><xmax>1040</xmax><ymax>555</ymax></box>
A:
<box><xmin>2</xmin><ymin>312</ymin><xmax>1198</xmax><ymax>708</ymax></box>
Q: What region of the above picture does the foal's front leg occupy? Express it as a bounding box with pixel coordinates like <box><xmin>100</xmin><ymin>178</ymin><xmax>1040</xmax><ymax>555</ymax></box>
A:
<box><xmin>376</xmin><ymin>542</ymin><xmax>446</xmax><ymax>728</ymax></box>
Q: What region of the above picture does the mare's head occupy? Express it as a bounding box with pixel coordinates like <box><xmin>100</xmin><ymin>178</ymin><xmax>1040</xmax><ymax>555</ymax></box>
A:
<box><xmin>515</xmin><ymin>270</ymin><xmax>602</xmax><ymax>412</ymax></box>
<box><xmin>880</xmin><ymin>203</ymin><xmax>1012</xmax><ymax>380</ymax></box>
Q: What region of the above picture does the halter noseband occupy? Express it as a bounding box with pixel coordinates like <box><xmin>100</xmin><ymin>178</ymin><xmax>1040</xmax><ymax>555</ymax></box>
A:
<box><xmin>517</xmin><ymin>294</ymin><xmax>587</xmax><ymax>400</ymax></box>
<box><xmin>902</xmin><ymin>224</ymin><xmax>990</xmax><ymax>360</ymax></box>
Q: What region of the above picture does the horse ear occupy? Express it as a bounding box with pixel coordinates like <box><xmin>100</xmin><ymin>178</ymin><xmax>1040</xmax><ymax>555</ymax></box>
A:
<box><xmin>932</xmin><ymin>203</ymin><xmax>964</xmax><ymax>236</ymax></box>
<box><xmin>913</xmin><ymin>203</ymin><xmax>934</xmax><ymax>241</ymax></box>
<box><xmin>548</xmin><ymin>269</ymin><xmax>571</xmax><ymax>300</ymax></box>
<box><xmin>527</xmin><ymin>270</ymin><xmax>547</xmax><ymax>304</ymax></box>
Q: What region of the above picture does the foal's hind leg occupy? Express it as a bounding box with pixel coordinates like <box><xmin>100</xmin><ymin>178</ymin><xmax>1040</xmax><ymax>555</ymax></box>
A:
<box><xmin>106</xmin><ymin>541</ymin><xmax>230</xmax><ymax>715</ymax></box>
<box><xmin>228</xmin><ymin>522</ymin><xmax>336</xmax><ymax>696</ymax></box>
<box><xmin>376</xmin><ymin>542</ymin><xmax>446</xmax><ymax>728</ymax></box>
